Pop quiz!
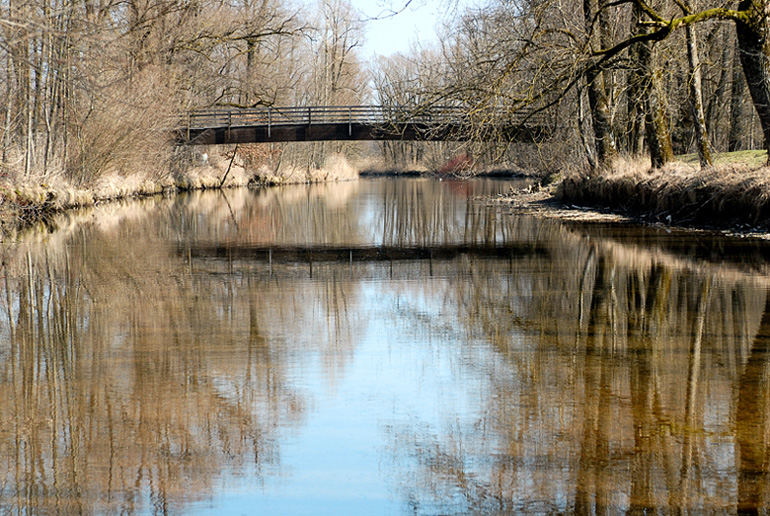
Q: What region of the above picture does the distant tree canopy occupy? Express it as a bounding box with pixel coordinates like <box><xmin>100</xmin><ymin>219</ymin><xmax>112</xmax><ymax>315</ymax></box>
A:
<box><xmin>5</xmin><ymin>0</ymin><xmax>770</xmax><ymax>182</ymax></box>
<box><xmin>371</xmin><ymin>0</ymin><xmax>770</xmax><ymax>170</ymax></box>
<box><xmin>0</xmin><ymin>0</ymin><xmax>369</xmax><ymax>183</ymax></box>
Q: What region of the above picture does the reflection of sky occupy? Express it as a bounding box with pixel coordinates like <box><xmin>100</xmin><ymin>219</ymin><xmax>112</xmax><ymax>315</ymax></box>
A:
<box><xmin>7</xmin><ymin>178</ymin><xmax>769</xmax><ymax>514</ymax></box>
<box><xmin>192</xmin><ymin>280</ymin><xmax>491</xmax><ymax>515</ymax></box>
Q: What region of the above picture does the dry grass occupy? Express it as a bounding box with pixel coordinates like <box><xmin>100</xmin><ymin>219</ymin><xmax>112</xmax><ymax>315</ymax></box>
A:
<box><xmin>0</xmin><ymin>152</ymin><xmax>253</xmax><ymax>235</ymax></box>
<box><xmin>174</xmin><ymin>147</ymin><xmax>253</xmax><ymax>190</ymax></box>
<box><xmin>251</xmin><ymin>152</ymin><xmax>359</xmax><ymax>185</ymax></box>
<box><xmin>557</xmin><ymin>155</ymin><xmax>770</xmax><ymax>229</ymax></box>
<box><xmin>0</xmin><ymin>145</ymin><xmax>365</xmax><ymax>238</ymax></box>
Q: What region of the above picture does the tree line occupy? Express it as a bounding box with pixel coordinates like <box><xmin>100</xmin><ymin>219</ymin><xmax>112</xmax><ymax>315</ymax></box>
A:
<box><xmin>4</xmin><ymin>0</ymin><xmax>770</xmax><ymax>185</ymax></box>
<box><xmin>0</xmin><ymin>0</ymin><xmax>368</xmax><ymax>185</ymax></box>
<box><xmin>372</xmin><ymin>0</ymin><xmax>770</xmax><ymax>172</ymax></box>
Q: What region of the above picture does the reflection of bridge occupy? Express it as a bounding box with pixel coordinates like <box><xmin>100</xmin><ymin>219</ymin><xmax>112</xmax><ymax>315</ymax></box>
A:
<box><xmin>177</xmin><ymin>105</ymin><xmax>545</xmax><ymax>145</ymax></box>
<box><xmin>182</xmin><ymin>242</ymin><xmax>548</xmax><ymax>263</ymax></box>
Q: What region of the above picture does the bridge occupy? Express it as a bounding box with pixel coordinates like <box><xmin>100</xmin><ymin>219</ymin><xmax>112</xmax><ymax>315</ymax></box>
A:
<box><xmin>183</xmin><ymin>242</ymin><xmax>548</xmax><ymax>263</ymax></box>
<box><xmin>177</xmin><ymin>105</ymin><xmax>545</xmax><ymax>145</ymax></box>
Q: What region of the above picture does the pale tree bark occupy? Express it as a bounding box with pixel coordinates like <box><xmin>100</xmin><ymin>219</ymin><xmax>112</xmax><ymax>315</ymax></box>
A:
<box><xmin>578</xmin><ymin>86</ymin><xmax>598</xmax><ymax>169</ymax></box>
<box><xmin>729</xmin><ymin>41</ymin><xmax>747</xmax><ymax>152</ymax></box>
<box><xmin>3</xmin><ymin>51</ymin><xmax>14</xmax><ymax>171</ymax></box>
<box><xmin>626</xmin><ymin>39</ymin><xmax>647</xmax><ymax>156</ymax></box>
<box><xmin>583</xmin><ymin>0</ymin><xmax>618</xmax><ymax>167</ymax></box>
<box><xmin>683</xmin><ymin>1</ymin><xmax>713</xmax><ymax>167</ymax></box>
<box><xmin>704</xmin><ymin>28</ymin><xmax>730</xmax><ymax>148</ymax></box>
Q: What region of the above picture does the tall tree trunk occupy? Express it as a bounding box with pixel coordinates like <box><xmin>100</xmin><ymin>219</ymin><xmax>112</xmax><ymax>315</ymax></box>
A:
<box><xmin>583</xmin><ymin>0</ymin><xmax>619</xmax><ymax>168</ymax></box>
<box><xmin>634</xmin><ymin>5</ymin><xmax>673</xmax><ymax>168</ymax></box>
<box><xmin>638</xmin><ymin>46</ymin><xmax>674</xmax><ymax>168</ymax></box>
<box><xmin>3</xmin><ymin>51</ymin><xmax>14</xmax><ymax>172</ymax></box>
<box><xmin>735</xmin><ymin>1</ymin><xmax>770</xmax><ymax>163</ymax></box>
<box><xmin>579</xmin><ymin>87</ymin><xmax>598</xmax><ymax>169</ymax></box>
<box><xmin>626</xmin><ymin>45</ymin><xmax>647</xmax><ymax>156</ymax></box>
<box><xmin>705</xmin><ymin>35</ymin><xmax>730</xmax><ymax>148</ymax></box>
<box><xmin>685</xmin><ymin>19</ymin><xmax>713</xmax><ymax>167</ymax></box>
<box><xmin>729</xmin><ymin>40</ymin><xmax>747</xmax><ymax>152</ymax></box>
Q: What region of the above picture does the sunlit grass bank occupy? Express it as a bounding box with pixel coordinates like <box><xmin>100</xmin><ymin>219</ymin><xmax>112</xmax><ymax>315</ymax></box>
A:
<box><xmin>0</xmin><ymin>150</ymin><xmax>361</xmax><ymax>235</ymax></box>
<box><xmin>556</xmin><ymin>152</ymin><xmax>770</xmax><ymax>229</ymax></box>
<box><xmin>677</xmin><ymin>150</ymin><xmax>767</xmax><ymax>168</ymax></box>
<box><xmin>251</xmin><ymin>153</ymin><xmax>359</xmax><ymax>185</ymax></box>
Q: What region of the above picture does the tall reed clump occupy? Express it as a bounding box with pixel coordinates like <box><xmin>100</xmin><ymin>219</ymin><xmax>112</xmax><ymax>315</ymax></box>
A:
<box><xmin>557</xmin><ymin>158</ymin><xmax>770</xmax><ymax>229</ymax></box>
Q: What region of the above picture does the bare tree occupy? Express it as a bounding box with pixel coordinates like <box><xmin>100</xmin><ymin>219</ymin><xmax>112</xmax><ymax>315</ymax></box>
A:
<box><xmin>682</xmin><ymin>0</ymin><xmax>713</xmax><ymax>167</ymax></box>
<box><xmin>583</xmin><ymin>0</ymin><xmax>619</xmax><ymax>167</ymax></box>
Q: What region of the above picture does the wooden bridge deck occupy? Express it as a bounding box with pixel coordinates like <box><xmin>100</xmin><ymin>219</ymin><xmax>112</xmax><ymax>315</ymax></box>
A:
<box><xmin>177</xmin><ymin>105</ymin><xmax>543</xmax><ymax>145</ymax></box>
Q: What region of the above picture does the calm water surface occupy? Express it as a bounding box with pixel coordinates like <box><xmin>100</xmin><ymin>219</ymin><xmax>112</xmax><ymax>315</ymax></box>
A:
<box><xmin>2</xmin><ymin>178</ymin><xmax>770</xmax><ymax>514</ymax></box>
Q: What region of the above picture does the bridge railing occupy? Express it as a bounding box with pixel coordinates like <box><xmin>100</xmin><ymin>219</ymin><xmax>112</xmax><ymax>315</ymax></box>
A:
<box><xmin>183</xmin><ymin>105</ymin><xmax>505</xmax><ymax>131</ymax></box>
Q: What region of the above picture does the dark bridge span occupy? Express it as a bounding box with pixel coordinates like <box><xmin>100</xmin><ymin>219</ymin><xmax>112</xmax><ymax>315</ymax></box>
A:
<box><xmin>182</xmin><ymin>242</ymin><xmax>548</xmax><ymax>263</ymax></box>
<box><xmin>177</xmin><ymin>105</ymin><xmax>545</xmax><ymax>145</ymax></box>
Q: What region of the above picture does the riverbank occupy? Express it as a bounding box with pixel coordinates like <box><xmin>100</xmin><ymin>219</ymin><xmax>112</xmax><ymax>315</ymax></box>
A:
<box><xmin>360</xmin><ymin>166</ymin><xmax>530</xmax><ymax>179</ymax></box>
<box><xmin>0</xmin><ymin>150</ymin><xmax>365</xmax><ymax>236</ymax></box>
<box><xmin>7</xmin><ymin>150</ymin><xmax>770</xmax><ymax>241</ymax></box>
<box><xmin>489</xmin><ymin>152</ymin><xmax>770</xmax><ymax>239</ymax></box>
<box><xmin>0</xmin><ymin>162</ymin><xmax>252</xmax><ymax>233</ymax></box>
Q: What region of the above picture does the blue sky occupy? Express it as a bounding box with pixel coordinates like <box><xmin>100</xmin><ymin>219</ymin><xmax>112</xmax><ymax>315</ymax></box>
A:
<box><xmin>354</xmin><ymin>0</ymin><xmax>464</xmax><ymax>59</ymax></box>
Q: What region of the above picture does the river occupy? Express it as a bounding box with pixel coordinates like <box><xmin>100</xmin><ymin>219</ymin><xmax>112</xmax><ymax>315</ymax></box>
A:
<box><xmin>1</xmin><ymin>177</ymin><xmax>770</xmax><ymax>514</ymax></box>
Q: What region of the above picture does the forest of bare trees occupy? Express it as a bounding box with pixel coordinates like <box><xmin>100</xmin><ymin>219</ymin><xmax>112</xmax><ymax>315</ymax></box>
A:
<box><xmin>372</xmin><ymin>0</ymin><xmax>770</xmax><ymax>173</ymax></box>
<box><xmin>0</xmin><ymin>0</ymin><xmax>370</xmax><ymax>189</ymax></box>
<box><xmin>3</xmin><ymin>0</ymin><xmax>770</xmax><ymax>193</ymax></box>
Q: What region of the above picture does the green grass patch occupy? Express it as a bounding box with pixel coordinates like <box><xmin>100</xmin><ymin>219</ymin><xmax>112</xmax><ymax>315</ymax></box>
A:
<box><xmin>676</xmin><ymin>149</ymin><xmax>767</xmax><ymax>168</ymax></box>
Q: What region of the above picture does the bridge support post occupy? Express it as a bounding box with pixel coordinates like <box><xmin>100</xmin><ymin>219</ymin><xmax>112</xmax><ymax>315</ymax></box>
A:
<box><xmin>348</xmin><ymin>107</ymin><xmax>352</xmax><ymax>136</ymax></box>
<box><xmin>268</xmin><ymin>107</ymin><xmax>272</xmax><ymax>139</ymax></box>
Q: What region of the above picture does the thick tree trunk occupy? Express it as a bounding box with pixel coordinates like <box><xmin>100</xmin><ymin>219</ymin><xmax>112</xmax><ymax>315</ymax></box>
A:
<box><xmin>735</xmin><ymin>1</ymin><xmax>770</xmax><ymax>162</ymax></box>
<box><xmin>585</xmin><ymin>72</ymin><xmax>619</xmax><ymax>166</ymax></box>
<box><xmin>583</xmin><ymin>0</ymin><xmax>619</xmax><ymax>168</ymax></box>
<box><xmin>633</xmin><ymin>5</ymin><xmax>673</xmax><ymax>168</ymax></box>
<box><xmin>644</xmin><ymin>70</ymin><xmax>675</xmax><ymax>168</ymax></box>
<box><xmin>636</xmin><ymin>38</ymin><xmax>674</xmax><ymax>167</ymax></box>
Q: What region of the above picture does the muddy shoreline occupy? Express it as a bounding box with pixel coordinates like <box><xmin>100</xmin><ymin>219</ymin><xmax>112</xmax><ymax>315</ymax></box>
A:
<box><xmin>492</xmin><ymin>187</ymin><xmax>770</xmax><ymax>241</ymax></box>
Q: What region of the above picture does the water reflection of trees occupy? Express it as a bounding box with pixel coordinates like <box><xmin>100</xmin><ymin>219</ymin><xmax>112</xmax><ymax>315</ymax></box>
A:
<box><xmin>379</xmin><ymin>179</ymin><xmax>519</xmax><ymax>247</ymax></box>
<box><xmin>0</xmin><ymin>189</ymin><xmax>366</xmax><ymax>513</ymax></box>
<box><xmin>387</xmin><ymin>219</ymin><xmax>770</xmax><ymax>514</ymax></box>
<box><xmin>0</xmin><ymin>179</ymin><xmax>521</xmax><ymax>514</ymax></box>
<box><xmin>0</xmin><ymin>255</ymin><xmax>304</xmax><ymax>513</ymax></box>
<box><xmin>7</xmin><ymin>179</ymin><xmax>770</xmax><ymax>513</ymax></box>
